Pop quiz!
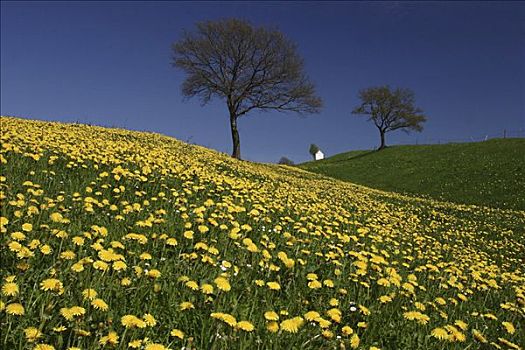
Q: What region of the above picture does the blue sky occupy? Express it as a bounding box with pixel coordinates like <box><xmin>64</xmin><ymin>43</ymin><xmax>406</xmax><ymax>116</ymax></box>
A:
<box><xmin>1</xmin><ymin>1</ymin><xmax>524</xmax><ymax>163</ymax></box>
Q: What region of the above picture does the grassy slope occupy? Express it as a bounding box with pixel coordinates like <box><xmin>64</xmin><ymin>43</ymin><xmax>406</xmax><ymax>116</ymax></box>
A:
<box><xmin>1</xmin><ymin>117</ymin><xmax>524</xmax><ymax>349</ymax></box>
<box><xmin>298</xmin><ymin>139</ymin><xmax>525</xmax><ymax>210</ymax></box>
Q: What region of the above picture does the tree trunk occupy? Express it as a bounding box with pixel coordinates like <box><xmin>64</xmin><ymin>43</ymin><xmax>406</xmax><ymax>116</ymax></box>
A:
<box><xmin>230</xmin><ymin>113</ymin><xmax>241</xmax><ymax>159</ymax></box>
<box><xmin>378</xmin><ymin>129</ymin><xmax>386</xmax><ymax>150</ymax></box>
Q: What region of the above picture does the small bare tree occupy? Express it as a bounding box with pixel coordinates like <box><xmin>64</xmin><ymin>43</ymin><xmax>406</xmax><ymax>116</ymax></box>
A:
<box><xmin>352</xmin><ymin>86</ymin><xmax>427</xmax><ymax>150</ymax></box>
<box><xmin>172</xmin><ymin>18</ymin><xmax>322</xmax><ymax>159</ymax></box>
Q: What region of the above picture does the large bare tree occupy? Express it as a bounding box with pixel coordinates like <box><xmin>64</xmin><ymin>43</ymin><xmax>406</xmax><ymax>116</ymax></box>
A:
<box><xmin>172</xmin><ymin>18</ymin><xmax>322</xmax><ymax>159</ymax></box>
<box><xmin>352</xmin><ymin>86</ymin><xmax>427</xmax><ymax>150</ymax></box>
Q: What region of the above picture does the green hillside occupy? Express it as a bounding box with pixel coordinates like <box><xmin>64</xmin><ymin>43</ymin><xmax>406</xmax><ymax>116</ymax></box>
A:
<box><xmin>1</xmin><ymin>117</ymin><xmax>524</xmax><ymax>349</ymax></box>
<box><xmin>299</xmin><ymin>139</ymin><xmax>525</xmax><ymax>210</ymax></box>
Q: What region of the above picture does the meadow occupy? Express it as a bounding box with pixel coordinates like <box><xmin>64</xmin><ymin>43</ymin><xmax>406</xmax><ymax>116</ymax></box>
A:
<box><xmin>298</xmin><ymin>140</ymin><xmax>525</xmax><ymax>210</ymax></box>
<box><xmin>1</xmin><ymin>116</ymin><xmax>524</xmax><ymax>350</ymax></box>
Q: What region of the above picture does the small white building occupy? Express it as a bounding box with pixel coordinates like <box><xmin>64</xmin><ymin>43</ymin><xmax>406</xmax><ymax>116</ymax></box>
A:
<box><xmin>314</xmin><ymin>150</ymin><xmax>324</xmax><ymax>160</ymax></box>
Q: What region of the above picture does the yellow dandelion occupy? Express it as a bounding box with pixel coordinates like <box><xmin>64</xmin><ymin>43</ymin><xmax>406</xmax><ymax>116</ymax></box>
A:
<box><xmin>50</xmin><ymin>212</ymin><xmax>64</xmax><ymax>222</ymax></box>
<box><xmin>40</xmin><ymin>278</ymin><xmax>63</xmax><ymax>292</ymax></box>
<box><xmin>472</xmin><ymin>329</ymin><xmax>487</xmax><ymax>343</ymax></box>
<box><xmin>308</xmin><ymin>280</ymin><xmax>322</xmax><ymax>289</ymax></box>
<box><xmin>342</xmin><ymin>326</ymin><xmax>354</xmax><ymax>336</ymax></box>
<box><xmin>6</xmin><ymin>303</ymin><xmax>25</xmax><ymax>315</ymax></box>
<box><xmin>60</xmin><ymin>251</ymin><xmax>76</xmax><ymax>260</ymax></box>
<box><xmin>128</xmin><ymin>340</ymin><xmax>142</xmax><ymax>348</ymax></box>
<box><xmin>502</xmin><ymin>322</ymin><xmax>515</xmax><ymax>335</ymax></box>
<box><xmin>379</xmin><ymin>295</ymin><xmax>392</xmax><ymax>303</ymax></box>
<box><xmin>34</xmin><ymin>345</ymin><xmax>55</xmax><ymax>350</ymax></box>
<box><xmin>99</xmin><ymin>331</ymin><xmax>119</xmax><ymax>345</ymax></box>
<box><xmin>179</xmin><ymin>301</ymin><xmax>194</xmax><ymax>311</ymax></box>
<box><xmin>431</xmin><ymin>327</ymin><xmax>449</xmax><ymax>340</ymax></box>
<box><xmin>82</xmin><ymin>288</ymin><xmax>97</xmax><ymax>300</ymax></box>
<box><xmin>266</xmin><ymin>281</ymin><xmax>281</xmax><ymax>290</ymax></box>
<box><xmin>304</xmin><ymin>311</ymin><xmax>320</xmax><ymax>321</ymax></box>
<box><xmin>403</xmin><ymin>311</ymin><xmax>430</xmax><ymax>325</ymax></box>
<box><xmin>21</xmin><ymin>223</ymin><xmax>33</xmax><ymax>232</ymax></box>
<box><xmin>322</xmin><ymin>330</ymin><xmax>334</xmax><ymax>339</ymax></box>
<box><xmin>201</xmin><ymin>283</ymin><xmax>214</xmax><ymax>294</ymax></box>
<box><xmin>350</xmin><ymin>334</ymin><xmax>360</xmax><ymax>349</ymax></box>
<box><xmin>214</xmin><ymin>277</ymin><xmax>231</xmax><ymax>292</ymax></box>
<box><xmin>211</xmin><ymin>312</ymin><xmax>237</xmax><ymax>327</ymax></box>
<box><xmin>454</xmin><ymin>320</ymin><xmax>468</xmax><ymax>331</ymax></box>
<box><xmin>113</xmin><ymin>261</ymin><xmax>127</xmax><ymax>271</ymax></box>
<box><xmin>185</xmin><ymin>280</ymin><xmax>199</xmax><ymax>290</ymax></box>
<box><xmin>2</xmin><ymin>282</ymin><xmax>19</xmax><ymax>296</ymax></box>
<box><xmin>267</xmin><ymin>321</ymin><xmax>279</xmax><ymax>333</ymax></box>
<box><xmin>280</xmin><ymin>317</ymin><xmax>304</xmax><ymax>333</ymax></box>
<box><xmin>24</xmin><ymin>327</ymin><xmax>42</xmax><ymax>342</ymax></box>
<box><xmin>236</xmin><ymin>320</ymin><xmax>255</xmax><ymax>332</ymax></box>
<box><xmin>170</xmin><ymin>328</ymin><xmax>184</xmax><ymax>339</ymax></box>
<box><xmin>91</xmin><ymin>298</ymin><xmax>109</xmax><ymax>311</ymax></box>
<box><xmin>144</xmin><ymin>343</ymin><xmax>168</xmax><ymax>350</ymax></box>
<box><xmin>121</xmin><ymin>315</ymin><xmax>147</xmax><ymax>329</ymax></box>
<box><xmin>143</xmin><ymin>313</ymin><xmax>157</xmax><ymax>326</ymax></box>
<box><xmin>264</xmin><ymin>311</ymin><xmax>279</xmax><ymax>321</ymax></box>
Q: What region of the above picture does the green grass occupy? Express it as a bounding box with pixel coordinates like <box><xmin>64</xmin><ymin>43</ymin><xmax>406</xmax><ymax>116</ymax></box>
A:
<box><xmin>298</xmin><ymin>139</ymin><xmax>525</xmax><ymax>210</ymax></box>
<box><xmin>1</xmin><ymin>117</ymin><xmax>524</xmax><ymax>349</ymax></box>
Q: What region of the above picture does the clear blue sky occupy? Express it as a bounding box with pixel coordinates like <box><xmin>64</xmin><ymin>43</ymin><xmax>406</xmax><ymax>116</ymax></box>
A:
<box><xmin>1</xmin><ymin>1</ymin><xmax>524</xmax><ymax>163</ymax></box>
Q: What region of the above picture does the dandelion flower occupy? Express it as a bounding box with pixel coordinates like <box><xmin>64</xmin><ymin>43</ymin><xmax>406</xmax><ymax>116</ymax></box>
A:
<box><xmin>143</xmin><ymin>313</ymin><xmax>157</xmax><ymax>326</ymax></box>
<box><xmin>121</xmin><ymin>315</ymin><xmax>146</xmax><ymax>329</ymax></box>
<box><xmin>99</xmin><ymin>331</ymin><xmax>119</xmax><ymax>345</ymax></box>
<box><xmin>266</xmin><ymin>281</ymin><xmax>281</xmax><ymax>290</ymax></box>
<box><xmin>179</xmin><ymin>302</ymin><xmax>194</xmax><ymax>311</ymax></box>
<box><xmin>144</xmin><ymin>343</ymin><xmax>168</xmax><ymax>350</ymax></box>
<box><xmin>280</xmin><ymin>317</ymin><xmax>304</xmax><ymax>333</ymax></box>
<box><xmin>214</xmin><ymin>277</ymin><xmax>231</xmax><ymax>292</ymax></box>
<box><xmin>40</xmin><ymin>278</ymin><xmax>63</xmax><ymax>292</ymax></box>
<box><xmin>431</xmin><ymin>327</ymin><xmax>449</xmax><ymax>340</ymax></box>
<box><xmin>403</xmin><ymin>311</ymin><xmax>430</xmax><ymax>325</ymax></box>
<box><xmin>128</xmin><ymin>340</ymin><xmax>142</xmax><ymax>348</ymax></box>
<box><xmin>350</xmin><ymin>334</ymin><xmax>360</xmax><ymax>349</ymax></box>
<box><xmin>304</xmin><ymin>311</ymin><xmax>320</xmax><ymax>321</ymax></box>
<box><xmin>236</xmin><ymin>321</ymin><xmax>255</xmax><ymax>332</ymax></box>
<box><xmin>2</xmin><ymin>282</ymin><xmax>19</xmax><ymax>296</ymax></box>
<box><xmin>201</xmin><ymin>283</ymin><xmax>214</xmax><ymax>294</ymax></box>
<box><xmin>34</xmin><ymin>345</ymin><xmax>55</xmax><ymax>350</ymax></box>
<box><xmin>267</xmin><ymin>321</ymin><xmax>279</xmax><ymax>333</ymax></box>
<box><xmin>24</xmin><ymin>327</ymin><xmax>42</xmax><ymax>342</ymax></box>
<box><xmin>308</xmin><ymin>280</ymin><xmax>322</xmax><ymax>289</ymax></box>
<box><xmin>185</xmin><ymin>280</ymin><xmax>199</xmax><ymax>290</ymax></box>
<box><xmin>264</xmin><ymin>311</ymin><xmax>279</xmax><ymax>321</ymax></box>
<box><xmin>170</xmin><ymin>328</ymin><xmax>184</xmax><ymax>339</ymax></box>
<box><xmin>454</xmin><ymin>320</ymin><xmax>468</xmax><ymax>331</ymax></box>
<box><xmin>211</xmin><ymin>312</ymin><xmax>237</xmax><ymax>327</ymax></box>
<box><xmin>91</xmin><ymin>298</ymin><xmax>109</xmax><ymax>311</ymax></box>
<box><xmin>6</xmin><ymin>303</ymin><xmax>24</xmax><ymax>315</ymax></box>
<box><xmin>502</xmin><ymin>322</ymin><xmax>515</xmax><ymax>335</ymax></box>
<box><xmin>82</xmin><ymin>288</ymin><xmax>97</xmax><ymax>300</ymax></box>
<box><xmin>472</xmin><ymin>329</ymin><xmax>487</xmax><ymax>343</ymax></box>
<box><xmin>342</xmin><ymin>326</ymin><xmax>354</xmax><ymax>336</ymax></box>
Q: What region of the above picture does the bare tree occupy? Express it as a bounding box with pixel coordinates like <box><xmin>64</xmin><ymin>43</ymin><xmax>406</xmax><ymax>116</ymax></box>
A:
<box><xmin>172</xmin><ymin>18</ymin><xmax>322</xmax><ymax>159</ymax></box>
<box><xmin>352</xmin><ymin>86</ymin><xmax>427</xmax><ymax>150</ymax></box>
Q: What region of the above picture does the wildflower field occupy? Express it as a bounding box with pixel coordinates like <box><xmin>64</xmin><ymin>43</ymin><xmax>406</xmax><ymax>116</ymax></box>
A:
<box><xmin>1</xmin><ymin>116</ymin><xmax>524</xmax><ymax>350</ymax></box>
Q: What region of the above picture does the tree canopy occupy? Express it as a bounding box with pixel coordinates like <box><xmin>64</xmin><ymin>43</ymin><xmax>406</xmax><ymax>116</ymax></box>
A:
<box><xmin>172</xmin><ymin>18</ymin><xmax>322</xmax><ymax>159</ymax></box>
<box><xmin>352</xmin><ymin>86</ymin><xmax>427</xmax><ymax>150</ymax></box>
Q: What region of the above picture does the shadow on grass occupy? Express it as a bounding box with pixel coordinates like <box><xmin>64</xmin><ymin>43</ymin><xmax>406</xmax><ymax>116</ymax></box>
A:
<box><xmin>326</xmin><ymin>150</ymin><xmax>377</xmax><ymax>164</ymax></box>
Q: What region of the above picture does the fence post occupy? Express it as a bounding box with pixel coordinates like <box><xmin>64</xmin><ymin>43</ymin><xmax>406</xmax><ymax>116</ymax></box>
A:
<box><xmin>503</xmin><ymin>129</ymin><xmax>506</xmax><ymax>139</ymax></box>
